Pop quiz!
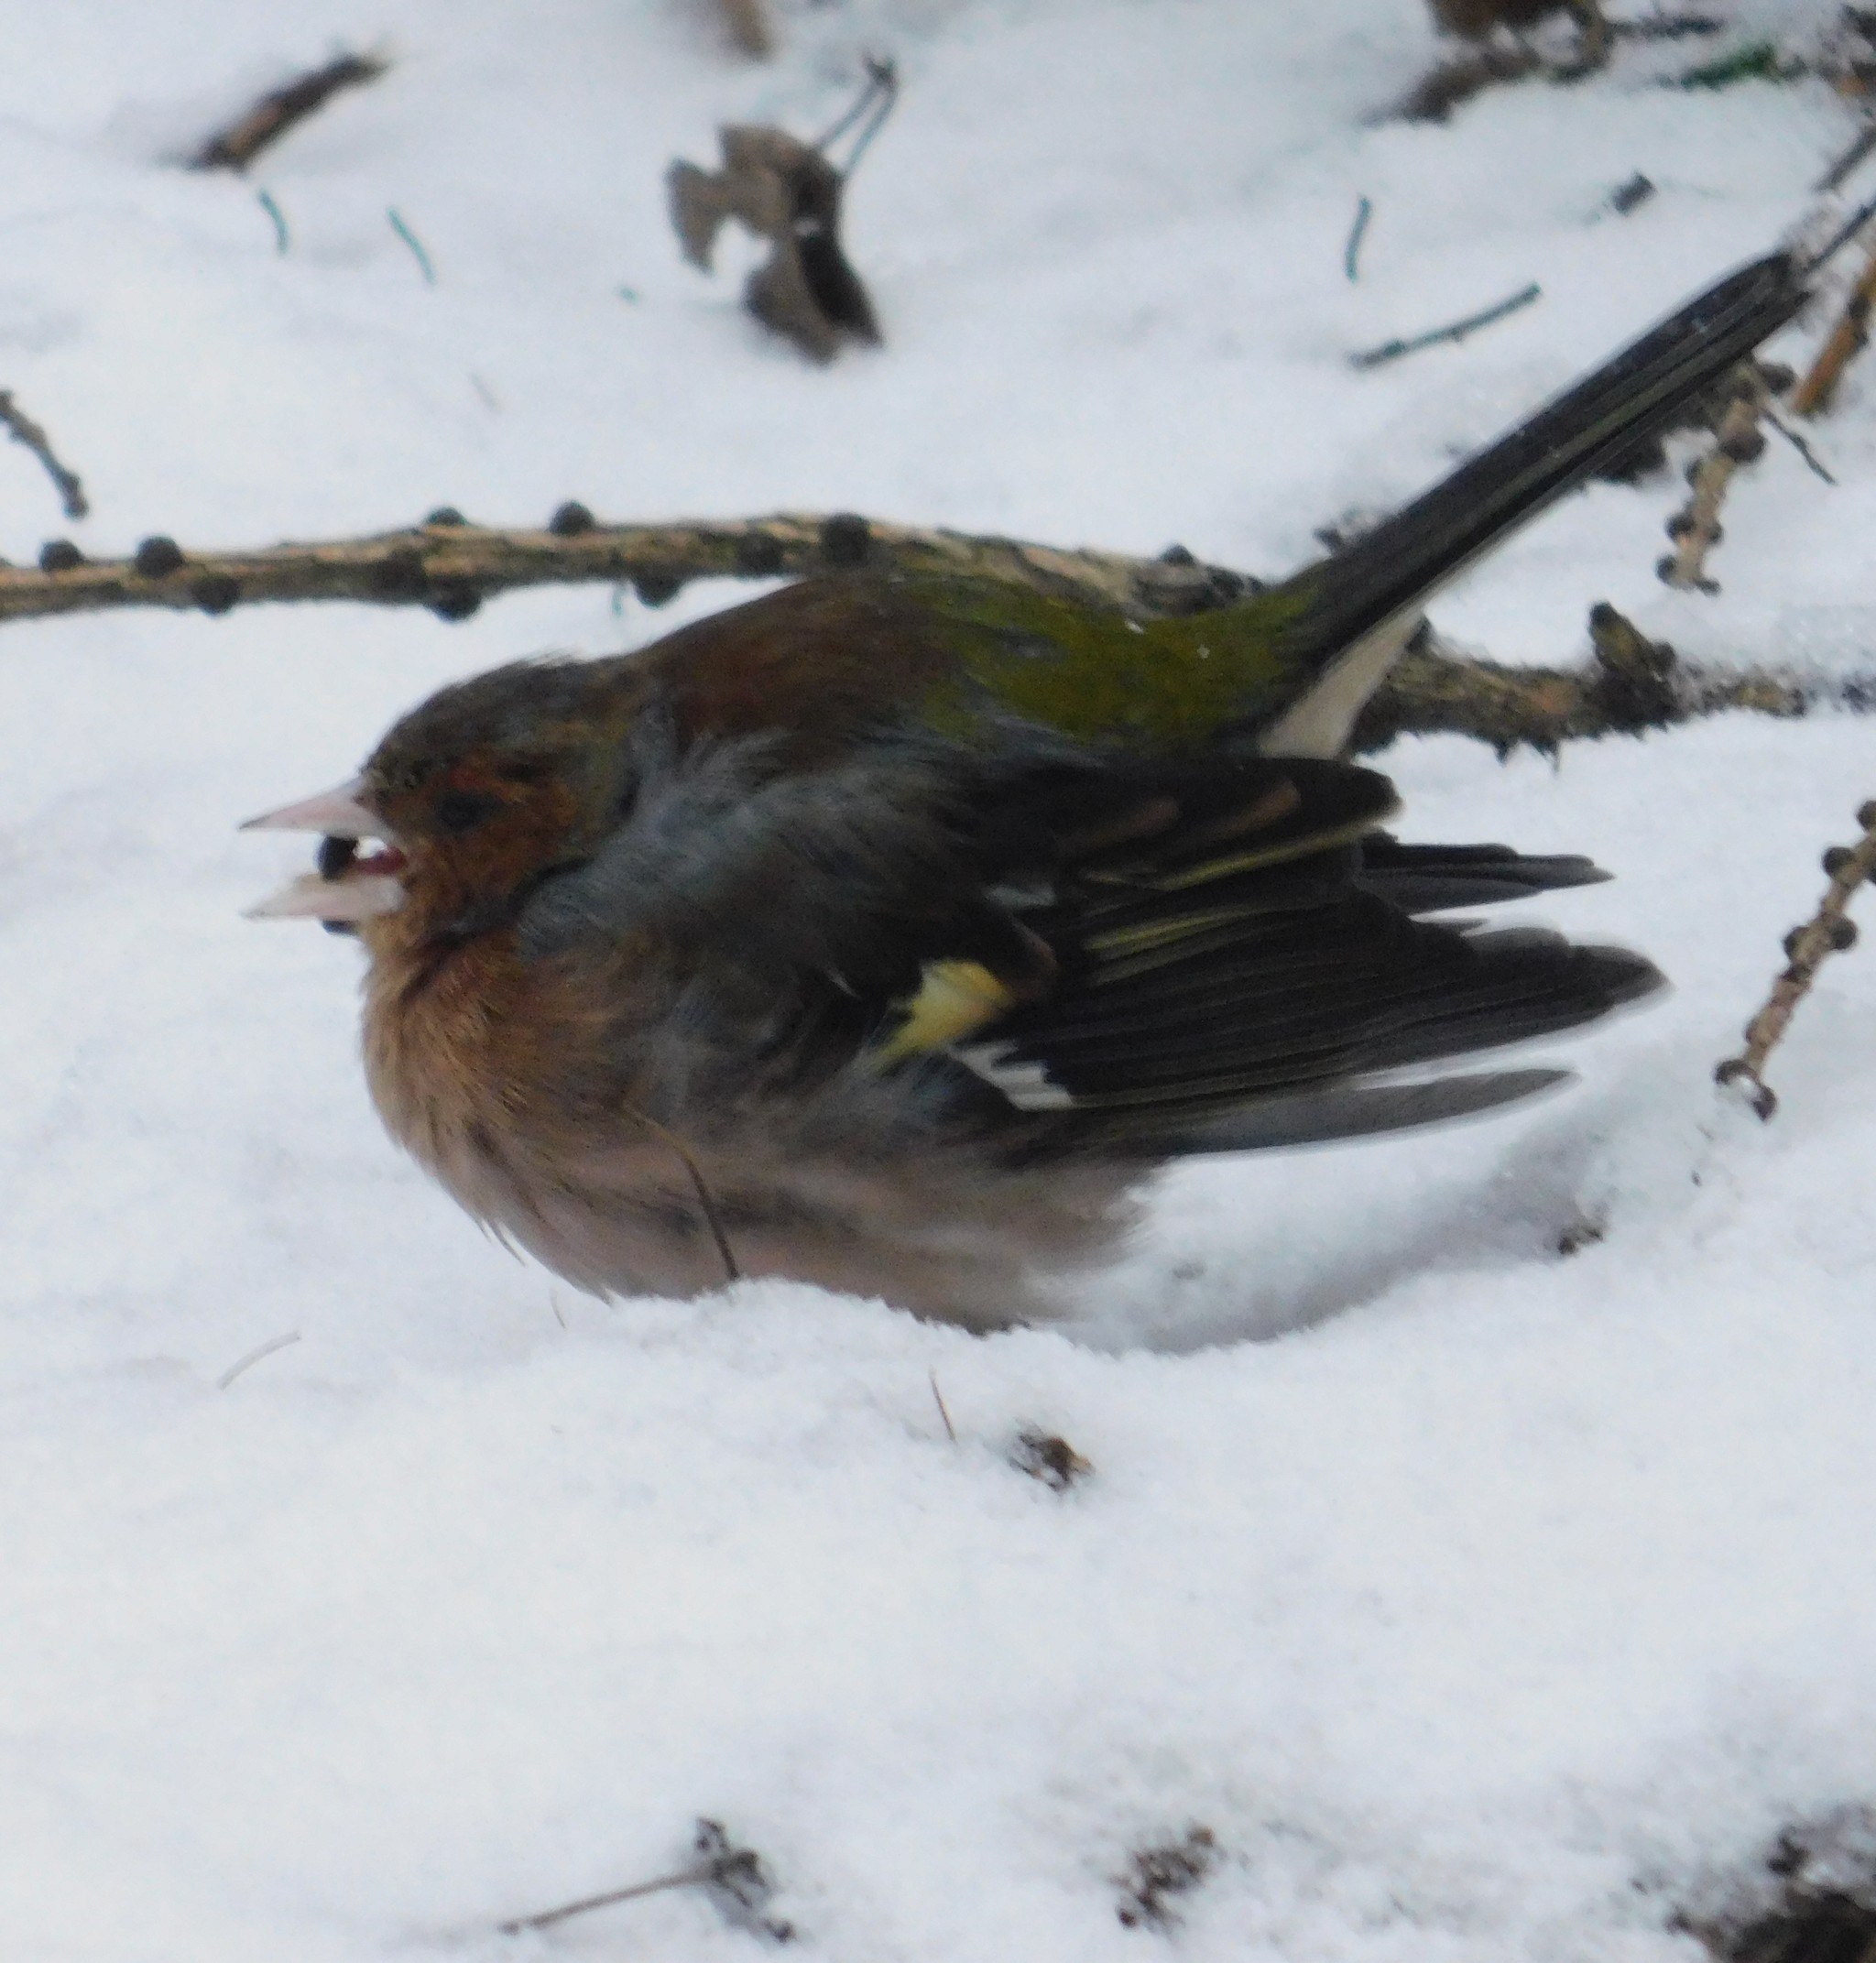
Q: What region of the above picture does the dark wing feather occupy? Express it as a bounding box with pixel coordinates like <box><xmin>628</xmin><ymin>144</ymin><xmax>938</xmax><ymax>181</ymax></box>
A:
<box><xmin>936</xmin><ymin>755</ymin><xmax>1661</xmax><ymax>1155</ymax></box>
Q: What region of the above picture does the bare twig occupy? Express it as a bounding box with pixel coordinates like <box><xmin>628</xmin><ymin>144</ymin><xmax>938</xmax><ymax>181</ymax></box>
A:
<box><xmin>0</xmin><ymin>391</ymin><xmax>87</xmax><ymax>519</ymax></box>
<box><xmin>1658</xmin><ymin>363</ymin><xmax>1774</xmax><ymax>594</ymax></box>
<box><xmin>1792</xmin><ymin>240</ymin><xmax>1876</xmax><ymax>415</ymax></box>
<box><xmin>256</xmin><ymin>189</ymin><xmax>289</xmax><ymax>255</ymax></box>
<box><xmin>386</xmin><ymin>207</ymin><xmax>436</xmax><ymax>285</ymax></box>
<box><xmin>216</xmin><ymin>1330</ymin><xmax>301</xmax><ymax>1390</ymax></box>
<box><xmin>1716</xmin><ymin>800</ymin><xmax>1876</xmax><ymax>1120</ymax></box>
<box><xmin>502</xmin><ymin>1821</ymin><xmax>791</xmax><ymax>1942</ymax></box>
<box><xmin>1816</xmin><ymin>117</ymin><xmax>1876</xmax><ymax>195</ymax></box>
<box><xmin>1349</xmin><ymin>281</ymin><xmax>1541</xmax><ymax>369</ymax></box>
<box><xmin>1344</xmin><ymin>195</ymin><xmax>1374</xmax><ymax>281</ymax></box>
<box><xmin>1761</xmin><ymin>407</ymin><xmax>1838</xmax><ymax>485</ymax></box>
<box><xmin>0</xmin><ymin>515</ymin><xmax>1867</xmax><ymax>753</ymax></box>
<box><xmin>929</xmin><ymin>1370</ymin><xmax>957</xmax><ymax>1442</ymax></box>
<box><xmin>817</xmin><ymin>56</ymin><xmax>899</xmax><ymax>177</ymax></box>
<box><xmin>189</xmin><ymin>51</ymin><xmax>388</xmax><ymax>172</ymax></box>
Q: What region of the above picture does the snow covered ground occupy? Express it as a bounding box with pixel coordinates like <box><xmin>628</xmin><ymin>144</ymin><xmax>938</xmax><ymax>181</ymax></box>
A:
<box><xmin>2</xmin><ymin>1</ymin><xmax>1875</xmax><ymax>1957</ymax></box>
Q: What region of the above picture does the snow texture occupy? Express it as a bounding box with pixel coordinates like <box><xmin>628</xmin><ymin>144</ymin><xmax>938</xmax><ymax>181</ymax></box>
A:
<box><xmin>0</xmin><ymin>1</ymin><xmax>1874</xmax><ymax>1958</ymax></box>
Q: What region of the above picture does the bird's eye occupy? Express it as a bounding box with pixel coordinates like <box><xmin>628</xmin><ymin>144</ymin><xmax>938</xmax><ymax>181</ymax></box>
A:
<box><xmin>433</xmin><ymin>789</ymin><xmax>500</xmax><ymax>834</ymax></box>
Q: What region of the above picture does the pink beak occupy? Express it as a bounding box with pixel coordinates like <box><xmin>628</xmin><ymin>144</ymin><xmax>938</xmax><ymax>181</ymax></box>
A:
<box><xmin>242</xmin><ymin>778</ymin><xmax>407</xmax><ymax>923</ymax></box>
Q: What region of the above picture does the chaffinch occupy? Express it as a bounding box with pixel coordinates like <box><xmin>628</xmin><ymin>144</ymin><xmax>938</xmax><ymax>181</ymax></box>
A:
<box><xmin>247</xmin><ymin>251</ymin><xmax>1803</xmax><ymax>1327</ymax></box>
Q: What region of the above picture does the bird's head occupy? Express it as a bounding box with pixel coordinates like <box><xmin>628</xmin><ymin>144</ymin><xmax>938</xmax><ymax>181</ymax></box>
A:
<box><xmin>244</xmin><ymin>655</ymin><xmax>646</xmax><ymax>948</ymax></box>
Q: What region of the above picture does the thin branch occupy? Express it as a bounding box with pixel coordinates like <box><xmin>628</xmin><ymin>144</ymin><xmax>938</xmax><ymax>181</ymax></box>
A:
<box><xmin>929</xmin><ymin>1370</ymin><xmax>957</xmax><ymax>1443</ymax></box>
<box><xmin>0</xmin><ymin>391</ymin><xmax>88</xmax><ymax>519</ymax></box>
<box><xmin>189</xmin><ymin>51</ymin><xmax>388</xmax><ymax>173</ymax></box>
<box><xmin>0</xmin><ymin>514</ymin><xmax>1867</xmax><ymax>753</ymax></box>
<box><xmin>1659</xmin><ymin>363</ymin><xmax>1773</xmax><ymax>594</ymax></box>
<box><xmin>1716</xmin><ymin>800</ymin><xmax>1876</xmax><ymax>1119</ymax></box>
<box><xmin>1761</xmin><ymin>407</ymin><xmax>1838</xmax><ymax>485</ymax></box>
<box><xmin>1344</xmin><ymin>195</ymin><xmax>1373</xmax><ymax>281</ymax></box>
<box><xmin>502</xmin><ymin>1821</ymin><xmax>792</xmax><ymax>1944</ymax></box>
<box><xmin>256</xmin><ymin>188</ymin><xmax>289</xmax><ymax>255</ymax></box>
<box><xmin>501</xmin><ymin>1861</ymin><xmax>716</xmax><ymax>1934</ymax></box>
<box><xmin>1792</xmin><ymin>239</ymin><xmax>1876</xmax><ymax>415</ymax></box>
<box><xmin>216</xmin><ymin>1330</ymin><xmax>301</xmax><ymax>1390</ymax></box>
<box><xmin>1816</xmin><ymin>117</ymin><xmax>1876</xmax><ymax>195</ymax></box>
<box><xmin>386</xmin><ymin>207</ymin><xmax>436</xmax><ymax>285</ymax></box>
<box><xmin>0</xmin><ymin>511</ymin><xmax>1160</xmax><ymax>626</ymax></box>
<box><xmin>1348</xmin><ymin>281</ymin><xmax>1541</xmax><ymax>369</ymax></box>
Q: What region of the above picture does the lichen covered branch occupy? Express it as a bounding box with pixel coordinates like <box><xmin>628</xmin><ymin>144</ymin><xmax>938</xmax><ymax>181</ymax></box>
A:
<box><xmin>1716</xmin><ymin>801</ymin><xmax>1876</xmax><ymax>1119</ymax></box>
<box><xmin>0</xmin><ymin>514</ymin><xmax>1866</xmax><ymax>754</ymax></box>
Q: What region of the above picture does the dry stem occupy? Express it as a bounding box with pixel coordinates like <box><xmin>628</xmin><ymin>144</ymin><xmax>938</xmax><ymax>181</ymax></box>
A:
<box><xmin>1792</xmin><ymin>240</ymin><xmax>1876</xmax><ymax>415</ymax></box>
<box><xmin>1</xmin><ymin>514</ymin><xmax>1868</xmax><ymax>754</ymax></box>
<box><xmin>1716</xmin><ymin>801</ymin><xmax>1876</xmax><ymax>1119</ymax></box>
<box><xmin>0</xmin><ymin>391</ymin><xmax>87</xmax><ymax>519</ymax></box>
<box><xmin>189</xmin><ymin>51</ymin><xmax>389</xmax><ymax>173</ymax></box>
<box><xmin>1658</xmin><ymin>364</ymin><xmax>1773</xmax><ymax>594</ymax></box>
<box><xmin>719</xmin><ymin>0</ymin><xmax>773</xmax><ymax>57</ymax></box>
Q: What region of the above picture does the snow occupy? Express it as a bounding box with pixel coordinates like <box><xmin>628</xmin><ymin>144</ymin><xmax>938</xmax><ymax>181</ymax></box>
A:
<box><xmin>1</xmin><ymin>1</ymin><xmax>1874</xmax><ymax>1957</ymax></box>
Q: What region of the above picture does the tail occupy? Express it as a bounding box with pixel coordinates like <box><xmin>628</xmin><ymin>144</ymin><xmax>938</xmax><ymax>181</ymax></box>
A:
<box><xmin>1256</xmin><ymin>250</ymin><xmax>1808</xmax><ymax>757</ymax></box>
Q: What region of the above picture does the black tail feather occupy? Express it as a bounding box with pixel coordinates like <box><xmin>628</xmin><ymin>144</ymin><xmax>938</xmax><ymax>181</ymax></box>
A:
<box><xmin>1276</xmin><ymin>250</ymin><xmax>1808</xmax><ymax>670</ymax></box>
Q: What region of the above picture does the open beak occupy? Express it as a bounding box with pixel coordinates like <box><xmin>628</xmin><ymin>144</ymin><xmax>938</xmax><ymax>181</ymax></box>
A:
<box><xmin>242</xmin><ymin>778</ymin><xmax>407</xmax><ymax>923</ymax></box>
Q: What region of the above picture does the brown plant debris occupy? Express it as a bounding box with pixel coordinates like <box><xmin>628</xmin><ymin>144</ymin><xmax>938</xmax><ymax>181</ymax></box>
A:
<box><xmin>718</xmin><ymin>0</ymin><xmax>773</xmax><ymax>59</ymax></box>
<box><xmin>501</xmin><ymin>1819</ymin><xmax>793</xmax><ymax>1943</ymax></box>
<box><xmin>1428</xmin><ymin>0</ymin><xmax>1609</xmax><ymax>67</ymax></box>
<box><xmin>1117</xmin><ymin>1827</ymin><xmax>1218</xmax><ymax>1929</ymax></box>
<box><xmin>0</xmin><ymin>515</ymin><xmax>1871</xmax><ymax>755</ymax></box>
<box><xmin>1793</xmin><ymin>238</ymin><xmax>1876</xmax><ymax>415</ymax></box>
<box><xmin>1010</xmin><ymin>1429</ymin><xmax>1092</xmax><ymax>1492</ymax></box>
<box><xmin>668</xmin><ymin>60</ymin><xmax>897</xmax><ymax>362</ymax></box>
<box><xmin>1679</xmin><ymin>1809</ymin><xmax>1876</xmax><ymax>1963</ymax></box>
<box><xmin>189</xmin><ymin>50</ymin><xmax>388</xmax><ymax>173</ymax></box>
<box><xmin>1401</xmin><ymin>0</ymin><xmax>1608</xmax><ymax>120</ymax></box>
<box><xmin>1659</xmin><ymin>362</ymin><xmax>1782</xmax><ymax>594</ymax></box>
<box><xmin>1715</xmin><ymin>799</ymin><xmax>1876</xmax><ymax>1119</ymax></box>
<box><xmin>0</xmin><ymin>390</ymin><xmax>87</xmax><ymax>520</ymax></box>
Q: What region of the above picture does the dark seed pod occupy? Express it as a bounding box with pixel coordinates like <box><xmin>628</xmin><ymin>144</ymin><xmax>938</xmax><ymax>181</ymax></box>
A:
<box><xmin>1665</xmin><ymin>510</ymin><xmax>1698</xmax><ymax>540</ymax></box>
<box><xmin>547</xmin><ymin>500</ymin><xmax>594</xmax><ymax>537</ymax></box>
<box><xmin>633</xmin><ymin>568</ymin><xmax>682</xmax><ymax>606</ymax></box>
<box><xmin>134</xmin><ymin>535</ymin><xmax>185</xmax><ymax>578</ymax></box>
<box><xmin>1831</xmin><ymin>917</ymin><xmax>1860</xmax><ymax>951</ymax></box>
<box><xmin>1719</xmin><ymin>427</ymin><xmax>1767</xmax><ymax>464</ymax></box>
<box><xmin>427</xmin><ymin>578</ymin><xmax>482</xmax><ymax>621</ymax></box>
<box><xmin>38</xmin><ymin>539</ymin><xmax>84</xmax><ymax>572</ymax></box>
<box><xmin>1655</xmin><ymin>554</ymin><xmax>1680</xmax><ymax>583</ymax></box>
<box><xmin>191</xmin><ymin>573</ymin><xmax>240</xmax><ymax>616</ymax></box>
<box><xmin>423</xmin><ymin>506</ymin><xmax>467</xmax><ymax>527</ymax></box>
<box><xmin>819</xmin><ymin>512</ymin><xmax>871</xmax><ymax>566</ymax></box>
<box><xmin>735</xmin><ymin>530</ymin><xmax>786</xmax><ymax>576</ymax></box>
<box><xmin>1783</xmin><ymin>927</ymin><xmax>1805</xmax><ymax>959</ymax></box>
<box><xmin>1857</xmin><ymin>800</ymin><xmax>1876</xmax><ymax>831</ymax></box>
<box><xmin>1824</xmin><ymin>845</ymin><xmax>1856</xmax><ymax>878</ymax></box>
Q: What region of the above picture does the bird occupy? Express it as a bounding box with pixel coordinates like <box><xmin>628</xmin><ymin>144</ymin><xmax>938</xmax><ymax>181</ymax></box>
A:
<box><xmin>246</xmin><ymin>248</ymin><xmax>1805</xmax><ymax>1329</ymax></box>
